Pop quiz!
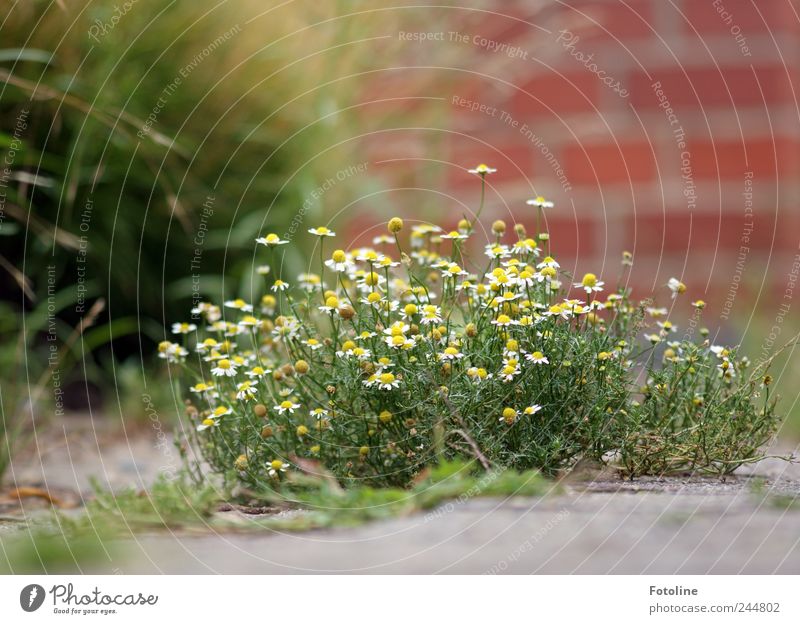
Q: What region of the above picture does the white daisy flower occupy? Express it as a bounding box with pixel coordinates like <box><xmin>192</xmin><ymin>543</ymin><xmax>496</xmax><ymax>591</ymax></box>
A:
<box><xmin>526</xmin><ymin>196</ymin><xmax>554</xmax><ymax>209</ymax></box>
<box><xmin>268</xmin><ymin>459</ymin><xmax>289</xmax><ymax>477</ymax></box>
<box><xmin>525</xmin><ymin>351</ymin><xmax>549</xmax><ymax>365</ymax></box>
<box><xmin>245</xmin><ymin>366</ymin><xmax>270</xmax><ymax>378</ymax></box>
<box><xmin>440</xmin><ymin>230</ymin><xmax>470</xmax><ymax>240</ymax></box>
<box><xmin>171</xmin><ymin>322</ymin><xmax>197</xmax><ymax>335</ymax></box>
<box><xmin>574</xmin><ymin>273</ymin><xmax>604</xmax><ymax>294</ymax></box>
<box><xmin>419</xmin><ymin>304</ymin><xmax>442</xmax><ymax>325</ymax></box>
<box><xmin>255</xmin><ymin>233</ymin><xmax>289</xmax><ymax>247</ymax></box>
<box><xmin>274</xmin><ymin>399</ymin><xmax>300</xmax><ymax>415</ymax></box>
<box><xmin>224</xmin><ymin>298</ymin><xmax>253</xmax><ymax>312</ymax></box>
<box><xmin>211</xmin><ymin>358</ymin><xmax>238</xmax><ymax>377</ymax></box>
<box><xmin>667</xmin><ymin>277</ymin><xmax>686</xmax><ymax>298</ymax></box>
<box><xmin>308</xmin><ymin>226</ymin><xmax>335</xmax><ymax>237</ymax></box>
<box><xmin>468</xmin><ymin>163</ymin><xmax>497</xmax><ymax>175</ymax></box>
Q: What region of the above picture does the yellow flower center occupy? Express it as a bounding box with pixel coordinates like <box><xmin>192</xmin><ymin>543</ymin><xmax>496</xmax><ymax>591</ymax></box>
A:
<box><xmin>582</xmin><ymin>273</ymin><xmax>597</xmax><ymax>287</ymax></box>
<box><xmin>332</xmin><ymin>249</ymin><xmax>346</xmax><ymax>263</ymax></box>
<box><xmin>379</xmin><ymin>372</ymin><xmax>396</xmax><ymax>384</ymax></box>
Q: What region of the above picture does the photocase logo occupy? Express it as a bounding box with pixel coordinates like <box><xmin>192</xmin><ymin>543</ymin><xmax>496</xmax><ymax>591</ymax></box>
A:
<box><xmin>20</xmin><ymin>584</ymin><xmax>45</xmax><ymax>612</ymax></box>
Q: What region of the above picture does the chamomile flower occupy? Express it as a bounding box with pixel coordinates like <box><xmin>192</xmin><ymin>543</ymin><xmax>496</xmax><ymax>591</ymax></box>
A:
<box><xmin>238</xmin><ymin>315</ymin><xmax>263</xmax><ymax>329</ymax></box>
<box><xmin>210</xmin><ymin>405</ymin><xmax>232</xmax><ymax>419</ymax></box>
<box><xmin>190</xmin><ymin>381</ymin><xmax>216</xmax><ymax>395</ymax></box>
<box><xmin>274</xmin><ymin>399</ymin><xmax>300</xmax><ymax>415</ymax></box>
<box><xmin>523</xmin><ymin>405</ymin><xmax>543</xmax><ymax>416</ymax></box>
<box><xmin>526</xmin><ymin>196</ymin><xmax>554</xmax><ymax>209</ymax></box>
<box><xmin>256</xmin><ymin>233</ymin><xmax>289</xmax><ymax>247</ymax></box>
<box><xmin>466</xmin><ymin>367</ymin><xmax>491</xmax><ymax>382</ymax></box>
<box><xmin>191</xmin><ymin>302</ymin><xmax>221</xmax><ymax>322</ymax></box>
<box><xmin>256</xmin><ymin>265</ymin><xmax>271</xmax><ymax>276</ymax></box>
<box><xmin>512</xmin><ymin>238</ymin><xmax>539</xmax><ymax>256</ymax></box>
<box><xmin>420</xmin><ymin>304</ymin><xmax>443</xmax><ymax>325</ymax></box>
<box><xmin>441</xmin><ymin>262</ymin><xmax>468</xmax><ymax>278</ymax></box>
<box><xmin>297</xmin><ymin>273</ymin><xmax>322</xmax><ymax>292</ymax></box>
<box><xmin>499</xmin><ymin>361</ymin><xmax>521</xmax><ymax>382</ymax></box>
<box><xmin>492</xmin><ymin>314</ymin><xmax>519</xmax><ymax>327</ymax></box>
<box><xmin>574</xmin><ymin>273</ymin><xmax>604</xmax><ymax>294</ymax></box>
<box><xmin>499</xmin><ymin>407</ymin><xmax>519</xmax><ymax>425</ymax></box>
<box><xmin>271</xmin><ymin>279</ymin><xmax>290</xmax><ymax>292</ymax></box>
<box><xmin>310</xmin><ymin>408</ymin><xmax>329</xmax><ymax>420</ymax></box>
<box><xmin>236</xmin><ymin>381</ymin><xmax>257</xmax><ymax>401</ymax></box>
<box><xmin>526</xmin><ymin>351</ymin><xmax>549</xmax><ymax>365</ymax></box>
<box><xmin>438</xmin><ymin>346</ymin><xmax>464</xmax><ymax>361</ymax></box>
<box><xmin>376</xmin><ymin>256</ymin><xmax>400</xmax><ymax>269</ymax></box>
<box><xmin>516</xmin><ymin>269</ymin><xmax>537</xmax><ymax>288</ymax></box>
<box><xmin>271</xmin><ymin>317</ymin><xmax>300</xmax><ymax>341</ymax></box>
<box><xmin>440</xmin><ymin>230</ymin><xmax>470</xmax><ymax>240</ymax></box>
<box><xmin>354</xmin><ymin>248</ymin><xmax>382</xmax><ymax>264</ymax></box>
<box><xmin>171</xmin><ymin>322</ymin><xmax>197</xmax><ymax>334</ymax></box>
<box><xmin>308</xmin><ymin>226</ymin><xmax>336</xmax><ymax>237</ymax></box>
<box><xmin>400</xmin><ymin>303</ymin><xmax>418</xmax><ymax>320</ymax></box>
<box><xmin>376</xmin><ymin>232</ymin><xmax>398</xmax><ymax>245</ymax></box>
<box><xmin>657</xmin><ymin>320</ymin><xmax>677</xmax><ymax>334</ymax></box>
<box><xmin>224</xmin><ymin>298</ymin><xmax>253</xmax><ymax>312</ymax></box>
<box><xmin>194</xmin><ymin>339</ymin><xmax>219</xmax><ymax>355</ymax></box>
<box><xmin>667</xmin><ymin>277</ymin><xmax>686</xmax><ymax>298</ymax></box>
<box><xmin>710</xmin><ymin>345</ymin><xmax>731</xmax><ymax>359</ymax></box>
<box><xmin>268</xmin><ymin>459</ymin><xmax>288</xmax><ymax>477</ymax></box>
<box><xmin>196</xmin><ymin>418</ymin><xmax>219</xmax><ymax>432</ymax></box>
<box><xmin>364</xmin><ymin>372</ymin><xmax>401</xmax><ymax>390</ymax></box>
<box><xmin>303</xmin><ymin>338</ymin><xmax>324</xmax><ymax>351</ymax></box>
<box><xmin>245</xmin><ymin>366</ymin><xmax>270</xmax><ymax>378</ymax></box>
<box><xmin>484</xmin><ymin>244</ymin><xmax>511</xmax><ymax>260</ymax></box>
<box><xmin>325</xmin><ymin>249</ymin><xmax>353</xmax><ymax>273</ymax></box>
<box><xmin>468</xmin><ymin>163</ymin><xmax>496</xmax><ymax>175</ymax></box>
<box><xmin>319</xmin><ymin>295</ymin><xmax>340</xmax><ymax>313</ymax></box>
<box><xmin>211</xmin><ymin>358</ymin><xmax>237</xmax><ymax>377</ymax></box>
<box><xmin>537</xmin><ymin>256</ymin><xmax>560</xmax><ymax>269</ymax></box>
<box><xmin>384</xmin><ymin>333</ymin><xmax>415</xmax><ymax>350</ymax></box>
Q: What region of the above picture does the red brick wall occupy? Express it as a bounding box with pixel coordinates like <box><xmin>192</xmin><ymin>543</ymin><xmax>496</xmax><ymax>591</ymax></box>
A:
<box><xmin>359</xmin><ymin>0</ymin><xmax>800</xmax><ymax>316</ymax></box>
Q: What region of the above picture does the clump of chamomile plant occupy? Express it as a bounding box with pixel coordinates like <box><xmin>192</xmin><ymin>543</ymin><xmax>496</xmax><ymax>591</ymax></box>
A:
<box><xmin>160</xmin><ymin>164</ymin><xmax>784</xmax><ymax>489</ymax></box>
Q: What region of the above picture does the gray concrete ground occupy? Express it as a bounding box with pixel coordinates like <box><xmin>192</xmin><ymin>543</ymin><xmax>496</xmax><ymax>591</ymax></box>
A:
<box><xmin>4</xmin><ymin>416</ymin><xmax>800</xmax><ymax>574</ymax></box>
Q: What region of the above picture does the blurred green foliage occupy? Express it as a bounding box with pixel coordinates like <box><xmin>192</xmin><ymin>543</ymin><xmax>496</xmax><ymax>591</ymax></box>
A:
<box><xmin>0</xmin><ymin>1</ymin><xmax>455</xmax><ymax>437</ymax></box>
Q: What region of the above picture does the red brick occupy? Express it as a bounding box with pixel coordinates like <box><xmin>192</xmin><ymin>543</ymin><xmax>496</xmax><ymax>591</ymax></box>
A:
<box><xmin>560</xmin><ymin>0</ymin><xmax>655</xmax><ymax>40</ymax></box>
<box><xmin>631</xmin><ymin>66</ymin><xmax>795</xmax><ymax>109</ymax></box>
<box><xmin>562</xmin><ymin>142</ymin><xmax>656</xmax><ymax>184</ymax></box>
<box><xmin>628</xmin><ymin>211</ymin><xmax>776</xmax><ymax>254</ymax></box>
<box><xmin>682</xmin><ymin>0</ymin><xmax>800</xmax><ymax>36</ymax></box>
<box><xmin>510</xmin><ymin>70</ymin><xmax>601</xmax><ymax>117</ymax></box>
<box><xmin>689</xmin><ymin>138</ymin><xmax>799</xmax><ymax>178</ymax></box>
